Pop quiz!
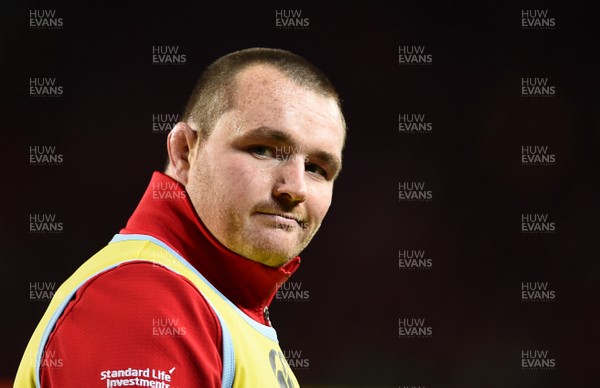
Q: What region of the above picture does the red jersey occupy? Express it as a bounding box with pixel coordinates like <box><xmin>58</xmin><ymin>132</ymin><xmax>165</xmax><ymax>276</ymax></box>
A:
<box><xmin>38</xmin><ymin>172</ymin><xmax>301</xmax><ymax>387</ymax></box>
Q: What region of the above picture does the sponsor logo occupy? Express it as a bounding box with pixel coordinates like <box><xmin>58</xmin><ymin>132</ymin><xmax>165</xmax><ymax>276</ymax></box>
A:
<box><xmin>100</xmin><ymin>367</ymin><xmax>176</xmax><ymax>387</ymax></box>
<box><xmin>269</xmin><ymin>349</ymin><xmax>298</xmax><ymax>388</ymax></box>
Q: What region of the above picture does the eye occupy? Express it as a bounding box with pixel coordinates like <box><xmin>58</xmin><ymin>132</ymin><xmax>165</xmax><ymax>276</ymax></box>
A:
<box><xmin>305</xmin><ymin>162</ymin><xmax>328</xmax><ymax>179</ymax></box>
<box><xmin>249</xmin><ymin>146</ymin><xmax>274</xmax><ymax>158</ymax></box>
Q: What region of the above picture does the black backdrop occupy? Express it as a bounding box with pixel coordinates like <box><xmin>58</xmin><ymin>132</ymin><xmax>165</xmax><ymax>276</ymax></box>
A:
<box><xmin>1</xmin><ymin>1</ymin><xmax>598</xmax><ymax>387</ymax></box>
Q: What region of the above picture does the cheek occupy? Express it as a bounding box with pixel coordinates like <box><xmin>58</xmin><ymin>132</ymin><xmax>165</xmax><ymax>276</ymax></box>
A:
<box><xmin>308</xmin><ymin>185</ymin><xmax>333</xmax><ymax>223</ymax></box>
<box><xmin>217</xmin><ymin>155</ymin><xmax>272</xmax><ymax>203</ymax></box>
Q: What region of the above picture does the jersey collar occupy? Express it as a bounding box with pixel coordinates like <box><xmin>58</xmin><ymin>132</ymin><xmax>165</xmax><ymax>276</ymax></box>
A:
<box><xmin>120</xmin><ymin>171</ymin><xmax>301</xmax><ymax>324</ymax></box>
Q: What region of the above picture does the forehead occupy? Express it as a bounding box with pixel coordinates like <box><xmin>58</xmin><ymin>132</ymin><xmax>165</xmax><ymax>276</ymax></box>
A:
<box><xmin>227</xmin><ymin>65</ymin><xmax>345</xmax><ymax>152</ymax></box>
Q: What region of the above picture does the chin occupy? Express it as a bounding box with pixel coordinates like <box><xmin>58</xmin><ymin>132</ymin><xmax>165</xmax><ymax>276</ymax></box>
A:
<box><xmin>244</xmin><ymin>240</ymin><xmax>304</xmax><ymax>267</ymax></box>
<box><xmin>229</xmin><ymin>227</ymin><xmax>310</xmax><ymax>266</ymax></box>
<box><xmin>255</xmin><ymin>245</ymin><xmax>300</xmax><ymax>266</ymax></box>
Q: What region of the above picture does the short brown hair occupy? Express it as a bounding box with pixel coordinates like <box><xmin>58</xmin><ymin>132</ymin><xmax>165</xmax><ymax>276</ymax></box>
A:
<box><xmin>181</xmin><ymin>47</ymin><xmax>345</xmax><ymax>140</ymax></box>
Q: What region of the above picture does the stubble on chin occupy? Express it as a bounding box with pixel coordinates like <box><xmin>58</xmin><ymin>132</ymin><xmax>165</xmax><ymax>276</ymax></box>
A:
<box><xmin>236</xmin><ymin>208</ymin><xmax>328</xmax><ymax>267</ymax></box>
<box><xmin>223</xmin><ymin>212</ymin><xmax>307</xmax><ymax>267</ymax></box>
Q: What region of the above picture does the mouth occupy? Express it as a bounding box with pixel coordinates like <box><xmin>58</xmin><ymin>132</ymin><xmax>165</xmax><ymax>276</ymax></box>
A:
<box><xmin>255</xmin><ymin>211</ymin><xmax>306</xmax><ymax>228</ymax></box>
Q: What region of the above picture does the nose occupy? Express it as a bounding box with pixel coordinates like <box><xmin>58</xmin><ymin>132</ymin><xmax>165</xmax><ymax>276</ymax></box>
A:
<box><xmin>272</xmin><ymin>156</ymin><xmax>308</xmax><ymax>204</ymax></box>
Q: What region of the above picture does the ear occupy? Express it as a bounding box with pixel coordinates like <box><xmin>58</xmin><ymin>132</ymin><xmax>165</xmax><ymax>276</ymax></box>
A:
<box><xmin>166</xmin><ymin>122</ymin><xmax>198</xmax><ymax>185</ymax></box>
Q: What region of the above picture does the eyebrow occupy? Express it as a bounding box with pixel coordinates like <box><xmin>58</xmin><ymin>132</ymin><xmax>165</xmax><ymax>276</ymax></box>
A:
<box><xmin>239</xmin><ymin>126</ymin><xmax>343</xmax><ymax>179</ymax></box>
<box><xmin>247</xmin><ymin>126</ymin><xmax>293</xmax><ymax>143</ymax></box>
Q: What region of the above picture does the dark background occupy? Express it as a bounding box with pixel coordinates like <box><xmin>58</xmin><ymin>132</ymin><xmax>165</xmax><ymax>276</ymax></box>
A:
<box><xmin>1</xmin><ymin>1</ymin><xmax>598</xmax><ymax>387</ymax></box>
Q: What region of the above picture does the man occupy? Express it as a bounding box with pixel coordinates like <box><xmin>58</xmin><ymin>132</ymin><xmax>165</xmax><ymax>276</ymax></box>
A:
<box><xmin>15</xmin><ymin>48</ymin><xmax>346</xmax><ymax>387</ymax></box>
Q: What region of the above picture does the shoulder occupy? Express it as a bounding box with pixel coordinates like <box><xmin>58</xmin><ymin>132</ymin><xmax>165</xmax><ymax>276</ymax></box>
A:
<box><xmin>60</xmin><ymin>260</ymin><xmax>221</xmax><ymax>332</ymax></box>
<box><xmin>41</xmin><ymin>261</ymin><xmax>223</xmax><ymax>387</ymax></box>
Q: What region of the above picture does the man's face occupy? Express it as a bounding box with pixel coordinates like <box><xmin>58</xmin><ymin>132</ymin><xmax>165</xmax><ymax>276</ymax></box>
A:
<box><xmin>185</xmin><ymin>64</ymin><xmax>345</xmax><ymax>267</ymax></box>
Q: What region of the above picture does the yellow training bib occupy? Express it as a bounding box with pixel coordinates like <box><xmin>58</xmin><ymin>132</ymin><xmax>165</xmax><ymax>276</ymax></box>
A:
<box><xmin>15</xmin><ymin>234</ymin><xmax>299</xmax><ymax>388</ymax></box>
